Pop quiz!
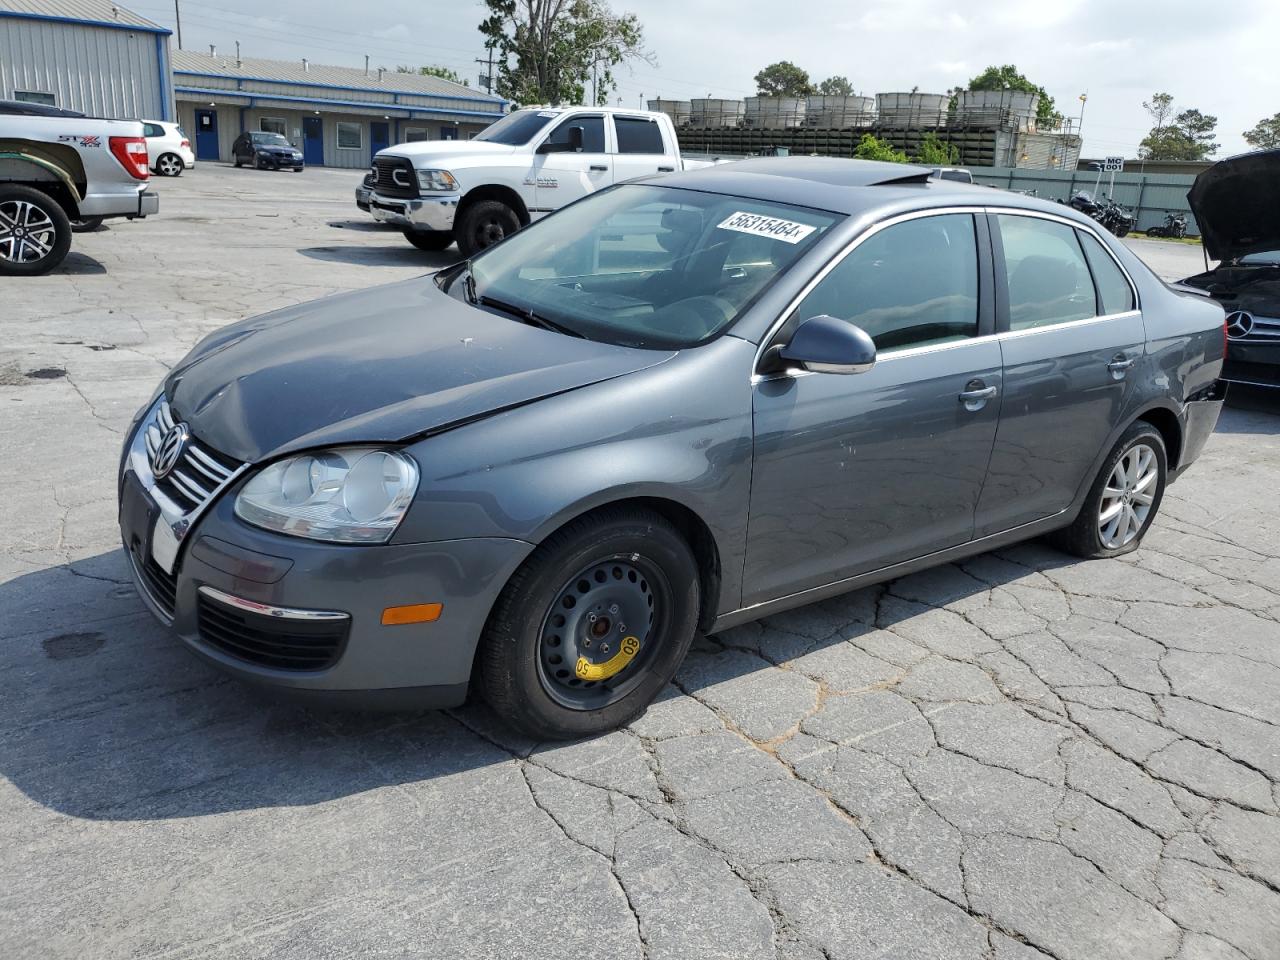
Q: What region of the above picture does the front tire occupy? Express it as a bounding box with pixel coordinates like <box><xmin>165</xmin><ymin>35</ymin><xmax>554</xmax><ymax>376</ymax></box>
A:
<box><xmin>480</xmin><ymin>507</ymin><xmax>700</xmax><ymax>740</ymax></box>
<box><xmin>455</xmin><ymin>200</ymin><xmax>520</xmax><ymax>257</ymax></box>
<box><xmin>156</xmin><ymin>153</ymin><xmax>184</xmax><ymax>177</ymax></box>
<box><xmin>0</xmin><ymin>185</ymin><xmax>72</xmax><ymax>276</ymax></box>
<box><xmin>1050</xmin><ymin>421</ymin><xmax>1167</xmax><ymax>559</ymax></box>
<box><xmin>403</xmin><ymin>230</ymin><xmax>453</xmax><ymax>252</ymax></box>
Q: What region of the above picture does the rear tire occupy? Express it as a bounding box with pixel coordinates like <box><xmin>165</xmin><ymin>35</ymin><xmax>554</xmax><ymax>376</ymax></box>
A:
<box><xmin>156</xmin><ymin>153</ymin><xmax>184</xmax><ymax>177</ymax></box>
<box><xmin>233</xmin><ymin>156</ymin><xmax>242</xmax><ymax>168</ymax></box>
<box><xmin>1049</xmin><ymin>421</ymin><xmax>1167</xmax><ymax>559</ymax></box>
<box><xmin>0</xmin><ymin>185</ymin><xmax>72</xmax><ymax>276</ymax></box>
<box><xmin>455</xmin><ymin>200</ymin><xmax>520</xmax><ymax>257</ymax></box>
<box><xmin>403</xmin><ymin>230</ymin><xmax>453</xmax><ymax>252</ymax></box>
<box><xmin>480</xmin><ymin>507</ymin><xmax>700</xmax><ymax>740</ymax></box>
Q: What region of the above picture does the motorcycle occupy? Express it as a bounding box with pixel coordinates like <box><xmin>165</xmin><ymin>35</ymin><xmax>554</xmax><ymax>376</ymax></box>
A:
<box><xmin>1057</xmin><ymin>191</ymin><xmax>1133</xmax><ymax>238</ymax></box>
<box><xmin>1146</xmin><ymin>212</ymin><xmax>1188</xmax><ymax>239</ymax></box>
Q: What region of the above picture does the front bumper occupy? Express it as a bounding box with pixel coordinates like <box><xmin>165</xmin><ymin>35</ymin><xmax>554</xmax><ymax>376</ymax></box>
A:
<box><xmin>118</xmin><ymin>405</ymin><xmax>533</xmax><ymax>707</ymax></box>
<box><xmin>369</xmin><ymin>191</ymin><xmax>458</xmax><ymax>231</ymax></box>
<box><xmin>355</xmin><ymin>185</ymin><xmax>372</xmax><ymax>211</ymax></box>
<box><xmin>1222</xmin><ymin>340</ymin><xmax>1280</xmax><ymax>388</ymax></box>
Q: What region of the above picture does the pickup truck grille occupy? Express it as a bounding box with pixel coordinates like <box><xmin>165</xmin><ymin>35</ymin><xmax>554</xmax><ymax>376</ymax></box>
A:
<box><xmin>372</xmin><ymin>156</ymin><xmax>418</xmax><ymax>199</ymax></box>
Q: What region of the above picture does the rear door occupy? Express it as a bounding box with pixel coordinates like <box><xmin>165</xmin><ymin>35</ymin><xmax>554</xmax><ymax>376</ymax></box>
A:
<box><xmin>610</xmin><ymin>114</ymin><xmax>675</xmax><ymax>183</ymax></box>
<box><xmin>744</xmin><ymin>211</ymin><xmax>1002</xmax><ymax>605</ymax></box>
<box><xmin>975</xmin><ymin>212</ymin><xmax>1144</xmax><ymax>536</ymax></box>
<box><xmin>533</xmin><ymin>113</ymin><xmax>610</xmax><ymax>210</ymax></box>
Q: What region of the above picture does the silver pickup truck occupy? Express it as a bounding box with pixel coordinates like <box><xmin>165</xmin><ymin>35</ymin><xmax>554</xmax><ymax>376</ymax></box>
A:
<box><xmin>0</xmin><ymin>99</ymin><xmax>159</xmax><ymax>276</ymax></box>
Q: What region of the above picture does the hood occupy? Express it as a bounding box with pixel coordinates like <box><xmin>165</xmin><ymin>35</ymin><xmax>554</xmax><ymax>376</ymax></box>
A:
<box><xmin>1187</xmin><ymin>149</ymin><xmax>1280</xmax><ymax>262</ymax></box>
<box><xmin>378</xmin><ymin>139</ymin><xmax>516</xmax><ymax>162</ymax></box>
<box><xmin>256</xmin><ymin>144</ymin><xmax>300</xmax><ymax>155</ymax></box>
<box><xmin>165</xmin><ymin>277</ymin><xmax>675</xmax><ymax>463</ymax></box>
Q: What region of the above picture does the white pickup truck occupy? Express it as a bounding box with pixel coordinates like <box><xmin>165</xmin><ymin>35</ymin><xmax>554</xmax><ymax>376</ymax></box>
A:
<box><xmin>0</xmin><ymin>100</ymin><xmax>158</xmax><ymax>276</ymax></box>
<box><xmin>368</xmin><ymin>106</ymin><xmax>712</xmax><ymax>256</ymax></box>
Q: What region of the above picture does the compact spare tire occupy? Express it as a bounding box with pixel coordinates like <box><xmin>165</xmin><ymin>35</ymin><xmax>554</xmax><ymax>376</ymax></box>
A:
<box><xmin>455</xmin><ymin>200</ymin><xmax>520</xmax><ymax>257</ymax></box>
<box><xmin>480</xmin><ymin>507</ymin><xmax>700</xmax><ymax>739</ymax></box>
<box><xmin>1051</xmin><ymin>421</ymin><xmax>1167</xmax><ymax>559</ymax></box>
<box><xmin>0</xmin><ymin>185</ymin><xmax>72</xmax><ymax>276</ymax></box>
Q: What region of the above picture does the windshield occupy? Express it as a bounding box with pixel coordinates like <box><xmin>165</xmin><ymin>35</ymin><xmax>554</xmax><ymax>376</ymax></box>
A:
<box><xmin>1239</xmin><ymin>250</ymin><xmax>1280</xmax><ymax>265</ymax></box>
<box><xmin>474</xmin><ymin>109</ymin><xmax>559</xmax><ymax>146</ymax></box>
<box><xmin>251</xmin><ymin>133</ymin><xmax>290</xmax><ymax>146</ymax></box>
<box><xmin>466</xmin><ymin>184</ymin><xmax>841</xmax><ymax>349</ymax></box>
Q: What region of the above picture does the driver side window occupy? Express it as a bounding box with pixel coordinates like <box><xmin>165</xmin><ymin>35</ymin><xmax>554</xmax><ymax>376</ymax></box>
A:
<box><xmin>793</xmin><ymin>214</ymin><xmax>980</xmax><ymax>352</ymax></box>
<box><xmin>544</xmin><ymin>115</ymin><xmax>605</xmax><ymax>152</ymax></box>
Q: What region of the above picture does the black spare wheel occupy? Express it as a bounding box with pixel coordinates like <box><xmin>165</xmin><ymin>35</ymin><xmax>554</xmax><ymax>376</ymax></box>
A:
<box><xmin>480</xmin><ymin>507</ymin><xmax>700</xmax><ymax>739</ymax></box>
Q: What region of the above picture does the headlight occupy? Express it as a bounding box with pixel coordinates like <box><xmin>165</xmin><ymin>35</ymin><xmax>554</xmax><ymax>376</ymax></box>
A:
<box><xmin>417</xmin><ymin>169</ymin><xmax>459</xmax><ymax>192</ymax></box>
<box><xmin>234</xmin><ymin>448</ymin><xmax>419</xmax><ymax>544</ymax></box>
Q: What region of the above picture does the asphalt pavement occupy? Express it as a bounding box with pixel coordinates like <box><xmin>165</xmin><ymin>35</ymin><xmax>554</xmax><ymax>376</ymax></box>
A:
<box><xmin>2</xmin><ymin>165</ymin><xmax>1277</xmax><ymax>960</ymax></box>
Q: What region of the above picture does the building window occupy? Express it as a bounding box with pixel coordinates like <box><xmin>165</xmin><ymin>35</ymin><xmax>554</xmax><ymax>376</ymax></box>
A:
<box><xmin>14</xmin><ymin>91</ymin><xmax>55</xmax><ymax>106</ymax></box>
<box><xmin>259</xmin><ymin>117</ymin><xmax>286</xmax><ymax>135</ymax></box>
<box><xmin>336</xmin><ymin>122</ymin><xmax>363</xmax><ymax>150</ymax></box>
<box><xmin>404</xmin><ymin>127</ymin><xmax>429</xmax><ymax>142</ymax></box>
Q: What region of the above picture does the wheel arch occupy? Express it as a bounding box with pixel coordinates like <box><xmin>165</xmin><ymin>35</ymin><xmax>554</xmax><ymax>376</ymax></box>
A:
<box><xmin>1134</xmin><ymin>403</ymin><xmax>1183</xmax><ymax>471</ymax></box>
<box><xmin>457</xmin><ymin>183</ymin><xmax>531</xmax><ymax>227</ymax></box>
<box><xmin>0</xmin><ymin>145</ymin><xmax>84</xmax><ymax>217</ymax></box>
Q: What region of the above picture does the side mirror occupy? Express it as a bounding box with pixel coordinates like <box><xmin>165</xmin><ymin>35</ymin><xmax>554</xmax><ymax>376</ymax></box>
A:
<box><xmin>769</xmin><ymin>315</ymin><xmax>877</xmax><ymax>375</ymax></box>
<box><xmin>537</xmin><ymin>125</ymin><xmax>585</xmax><ymax>154</ymax></box>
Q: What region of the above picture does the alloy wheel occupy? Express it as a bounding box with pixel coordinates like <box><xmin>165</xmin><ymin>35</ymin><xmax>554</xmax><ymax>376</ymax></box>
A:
<box><xmin>0</xmin><ymin>199</ymin><xmax>56</xmax><ymax>264</ymax></box>
<box><xmin>158</xmin><ymin>154</ymin><xmax>182</xmax><ymax>176</ymax></box>
<box><xmin>1098</xmin><ymin>442</ymin><xmax>1158</xmax><ymax>549</ymax></box>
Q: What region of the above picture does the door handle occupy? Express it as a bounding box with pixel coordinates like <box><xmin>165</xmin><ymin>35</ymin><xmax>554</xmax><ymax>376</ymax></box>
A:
<box><xmin>589</xmin><ymin>164</ymin><xmax>609</xmax><ymax>172</ymax></box>
<box><xmin>657</xmin><ymin>165</ymin><xmax>675</xmax><ymax>172</ymax></box>
<box><xmin>958</xmin><ymin>382</ymin><xmax>997</xmax><ymax>410</ymax></box>
<box><xmin>1107</xmin><ymin>355</ymin><xmax>1135</xmax><ymax>378</ymax></box>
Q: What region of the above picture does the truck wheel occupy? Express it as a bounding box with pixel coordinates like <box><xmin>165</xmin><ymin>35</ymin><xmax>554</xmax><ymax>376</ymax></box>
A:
<box><xmin>455</xmin><ymin>200</ymin><xmax>520</xmax><ymax>257</ymax></box>
<box><xmin>0</xmin><ymin>185</ymin><xmax>72</xmax><ymax>277</ymax></box>
<box><xmin>403</xmin><ymin>230</ymin><xmax>453</xmax><ymax>252</ymax></box>
<box><xmin>156</xmin><ymin>153</ymin><xmax>184</xmax><ymax>177</ymax></box>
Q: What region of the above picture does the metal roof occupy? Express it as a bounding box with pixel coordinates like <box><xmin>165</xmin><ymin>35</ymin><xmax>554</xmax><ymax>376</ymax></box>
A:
<box><xmin>0</xmin><ymin>0</ymin><xmax>165</xmax><ymax>31</ymax></box>
<box><xmin>171</xmin><ymin>50</ymin><xmax>503</xmax><ymax>106</ymax></box>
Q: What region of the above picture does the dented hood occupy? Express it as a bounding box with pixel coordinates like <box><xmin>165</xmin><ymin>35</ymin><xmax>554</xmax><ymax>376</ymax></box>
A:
<box><xmin>1187</xmin><ymin>149</ymin><xmax>1280</xmax><ymax>262</ymax></box>
<box><xmin>165</xmin><ymin>277</ymin><xmax>674</xmax><ymax>463</ymax></box>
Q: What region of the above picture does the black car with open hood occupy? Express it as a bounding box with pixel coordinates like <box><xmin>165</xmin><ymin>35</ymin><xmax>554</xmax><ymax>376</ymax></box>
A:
<box><xmin>1179</xmin><ymin>149</ymin><xmax>1280</xmax><ymax>388</ymax></box>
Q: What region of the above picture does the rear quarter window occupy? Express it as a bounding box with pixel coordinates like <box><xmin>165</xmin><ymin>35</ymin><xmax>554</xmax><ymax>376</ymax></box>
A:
<box><xmin>1078</xmin><ymin>230</ymin><xmax>1136</xmax><ymax>314</ymax></box>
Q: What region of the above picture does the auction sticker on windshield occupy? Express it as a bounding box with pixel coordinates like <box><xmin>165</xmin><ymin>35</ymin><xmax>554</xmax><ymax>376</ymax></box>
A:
<box><xmin>716</xmin><ymin>211</ymin><xmax>817</xmax><ymax>244</ymax></box>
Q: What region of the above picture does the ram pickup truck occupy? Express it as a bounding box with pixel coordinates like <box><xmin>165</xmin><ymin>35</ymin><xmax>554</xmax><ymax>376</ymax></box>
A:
<box><xmin>368</xmin><ymin>106</ymin><xmax>712</xmax><ymax>255</ymax></box>
<box><xmin>0</xmin><ymin>100</ymin><xmax>158</xmax><ymax>276</ymax></box>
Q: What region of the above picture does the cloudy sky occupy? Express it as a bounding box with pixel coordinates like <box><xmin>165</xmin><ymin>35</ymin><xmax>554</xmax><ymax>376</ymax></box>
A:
<box><xmin>131</xmin><ymin>0</ymin><xmax>1277</xmax><ymax>157</ymax></box>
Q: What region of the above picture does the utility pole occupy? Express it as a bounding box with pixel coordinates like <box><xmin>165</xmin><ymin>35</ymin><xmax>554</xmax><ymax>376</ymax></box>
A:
<box><xmin>474</xmin><ymin>48</ymin><xmax>495</xmax><ymax>93</ymax></box>
<box><xmin>173</xmin><ymin>0</ymin><xmax>182</xmax><ymax>49</ymax></box>
<box><xmin>591</xmin><ymin>64</ymin><xmax>598</xmax><ymax>106</ymax></box>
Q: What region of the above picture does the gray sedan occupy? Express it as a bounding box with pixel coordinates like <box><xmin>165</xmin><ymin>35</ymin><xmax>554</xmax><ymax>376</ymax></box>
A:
<box><xmin>118</xmin><ymin>157</ymin><xmax>1226</xmax><ymax>738</ymax></box>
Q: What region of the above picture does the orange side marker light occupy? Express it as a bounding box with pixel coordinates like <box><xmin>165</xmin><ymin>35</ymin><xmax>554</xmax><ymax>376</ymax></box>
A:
<box><xmin>381</xmin><ymin>603</ymin><xmax>443</xmax><ymax>626</ymax></box>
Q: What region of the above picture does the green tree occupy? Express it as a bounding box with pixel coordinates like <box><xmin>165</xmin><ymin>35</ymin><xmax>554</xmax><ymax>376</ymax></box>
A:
<box><xmin>395</xmin><ymin>64</ymin><xmax>468</xmax><ymax>86</ymax></box>
<box><xmin>967</xmin><ymin>64</ymin><xmax>1058</xmax><ymax>127</ymax></box>
<box><xmin>853</xmin><ymin>134</ymin><xmax>908</xmax><ymax>163</ymax></box>
<box><xmin>479</xmin><ymin>0</ymin><xmax>651</xmax><ymax>107</ymax></box>
<box><xmin>1243</xmin><ymin>111</ymin><xmax>1280</xmax><ymax>150</ymax></box>
<box><xmin>816</xmin><ymin>75</ymin><xmax>854</xmax><ymax>96</ymax></box>
<box><xmin>1138</xmin><ymin>97</ymin><xmax>1219</xmax><ymax>160</ymax></box>
<box><xmin>754</xmin><ymin>61</ymin><xmax>814</xmax><ymax>97</ymax></box>
<box><xmin>914</xmin><ymin>132</ymin><xmax>959</xmax><ymax>166</ymax></box>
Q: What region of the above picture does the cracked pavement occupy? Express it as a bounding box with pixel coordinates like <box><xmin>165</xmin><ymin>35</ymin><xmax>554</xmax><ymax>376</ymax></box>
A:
<box><xmin>2</xmin><ymin>165</ymin><xmax>1279</xmax><ymax>960</ymax></box>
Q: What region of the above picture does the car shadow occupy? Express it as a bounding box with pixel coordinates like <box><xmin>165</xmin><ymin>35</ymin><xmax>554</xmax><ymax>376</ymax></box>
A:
<box><xmin>297</xmin><ymin>245</ymin><xmax>459</xmax><ymax>268</ymax></box>
<box><xmin>0</xmin><ymin>537</ymin><xmax>1083</xmax><ymax>824</ymax></box>
<box><xmin>1220</xmin><ymin>384</ymin><xmax>1280</xmax><ymax>427</ymax></box>
<box><xmin>53</xmin><ymin>252</ymin><xmax>107</xmax><ymax>275</ymax></box>
<box><xmin>327</xmin><ymin>219</ymin><xmax>395</xmax><ymax>232</ymax></box>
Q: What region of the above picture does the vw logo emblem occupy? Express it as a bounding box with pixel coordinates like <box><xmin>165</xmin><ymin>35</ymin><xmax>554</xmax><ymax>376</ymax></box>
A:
<box><xmin>152</xmin><ymin>422</ymin><xmax>190</xmax><ymax>480</ymax></box>
<box><xmin>1225</xmin><ymin>311</ymin><xmax>1254</xmax><ymax>339</ymax></box>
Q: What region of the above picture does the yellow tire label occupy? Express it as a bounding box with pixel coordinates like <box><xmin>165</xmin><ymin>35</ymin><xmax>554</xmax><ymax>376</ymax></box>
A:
<box><xmin>575</xmin><ymin>635</ymin><xmax>640</xmax><ymax>681</ymax></box>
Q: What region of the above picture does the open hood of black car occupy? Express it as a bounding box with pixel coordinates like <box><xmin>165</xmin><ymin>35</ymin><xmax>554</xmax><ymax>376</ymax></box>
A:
<box><xmin>1187</xmin><ymin>149</ymin><xmax>1280</xmax><ymax>262</ymax></box>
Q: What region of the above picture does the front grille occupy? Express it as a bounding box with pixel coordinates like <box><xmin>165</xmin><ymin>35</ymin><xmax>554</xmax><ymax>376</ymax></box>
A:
<box><xmin>129</xmin><ymin>541</ymin><xmax>177</xmax><ymax>620</ymax></box>
<box><xmin>143</xmin><ymin>401</ymin><xmax>242</xmax><ymax>513</ymax></box>
<box><xmin>372</xmin><ymin>156</ymin><xmax>418</xmax><ymax>199</ymax></box>
<box><xmin>197</xmin><ymin>593</ymin><xmax>349</xmax><ymax>672</ymax></box>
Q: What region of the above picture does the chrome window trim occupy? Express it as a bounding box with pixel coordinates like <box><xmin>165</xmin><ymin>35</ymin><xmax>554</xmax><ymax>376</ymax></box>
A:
<box><xmin>752</xmin><ymin>204</ymin><xmax>1144</xmax><ymax>381</ymax></box>
<box><xmin>198</xmin><ymin>585</ymin><xmax>350</xmax><ymax>622</ymax></box>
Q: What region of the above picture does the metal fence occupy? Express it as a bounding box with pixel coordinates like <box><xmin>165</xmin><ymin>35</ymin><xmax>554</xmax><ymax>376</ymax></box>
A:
<box><xmin>972</xmin><ymin>167</ymin><xmax>1202</xmax><ymax>236</ymax></box>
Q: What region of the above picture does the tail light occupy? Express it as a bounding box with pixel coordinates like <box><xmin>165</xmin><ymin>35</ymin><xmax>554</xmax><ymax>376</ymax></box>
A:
<box><xmin>180</xmin><ymin>139</ymin><xmax>191</xmax><ymax>149</ymax></box>
<box><xmin>109</xmin><ymin>136</ymin><xmax>150</xmax><ymax>180</ymax></box>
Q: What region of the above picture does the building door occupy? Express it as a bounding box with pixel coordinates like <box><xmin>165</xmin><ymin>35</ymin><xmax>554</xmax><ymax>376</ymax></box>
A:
<box><xmin>370</xmin><ymin>121</ymin><xmax>390</xmax><ymax>161</ymax></box>
<box><xmin>440</xmin><ymin>125</ymin><xmax>458</xmax><ymax>140</ymax></box>
<box><xmin>303</xmin><ymin>116</ymin><xmax>324</xmax><ymax>165</ymax></box>
<box><xmin>194</xmin><ymin>109</ymin><xmax>219</xmax><ymax>161</ymax></box>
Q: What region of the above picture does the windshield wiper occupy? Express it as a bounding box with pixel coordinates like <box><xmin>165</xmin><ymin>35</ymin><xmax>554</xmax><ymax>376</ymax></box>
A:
<box><xmin>475</xmin><ymin>292</ymin><xmax>584</xmax><ymax>338</ymax></box>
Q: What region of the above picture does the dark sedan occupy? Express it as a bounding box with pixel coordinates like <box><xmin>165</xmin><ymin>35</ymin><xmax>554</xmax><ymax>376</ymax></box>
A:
<box><xmin>1178</xmin><ymin>149</ymin><xmax>1280</xmax><ymax>388</ymax></box>
<box><xmin>231</xmin><ymin>131</ymin><xmax>304</xmax><ymax>172</ymax></box>
<box><xmin>118</xmin><ymin>158</ymin><xmax>1226</xmax><ymax>738</ymax></box>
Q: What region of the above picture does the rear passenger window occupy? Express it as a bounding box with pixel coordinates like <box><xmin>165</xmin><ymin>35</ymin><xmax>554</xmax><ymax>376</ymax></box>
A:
<box><xmin>614</xmin><ymin>116</ymin><xmax>665</xmax><ymax>154</ymax></box>
<box><xmin>1078</xmin><ymin>230</ymin><xmax>1136</xmax><ymax>314</ymax></box>
<box><xmin>997</xmin><ymin>215</ymin><xmax>1097</xmax><ymax>330</ymax></box>
<box><xmin>793</xmin><ymin>213</ymin><xmax>979</xmax><ymax>351</ymax></box>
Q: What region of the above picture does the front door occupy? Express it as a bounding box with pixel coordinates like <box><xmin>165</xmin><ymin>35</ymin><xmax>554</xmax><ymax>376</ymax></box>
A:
<box><xmin>975</xmin><ymin>213</ymin><xmax>1146</xmax><ymax>535</ymax></box>
<box><xmin>745</xmin><ymin>212</ymin><xmax>1001</xmax><ymax>605</ymax></box>
<box><xmin>534</xmin><ymin>113</ymin><xmax>611</xmax><ymax>211</ymax></box>
<box><xmin>194</xmin><ymin>109</ymin><xmax>219</xmax><ymax>161</ymax></box>
<box><xmin>302</xmin><ymin>116</ymin><xmax>324</xmax><ymax>166</ymax></box>
<box><xmin>370</xmin><ymin>121</ymin><xmax>390</xmax><ymax>162</ymax></box>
